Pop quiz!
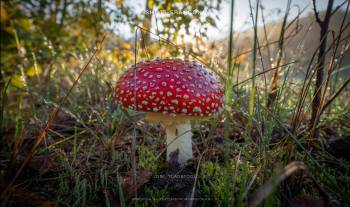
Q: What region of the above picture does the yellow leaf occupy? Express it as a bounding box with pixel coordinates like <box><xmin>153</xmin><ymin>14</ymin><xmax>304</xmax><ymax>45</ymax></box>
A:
<box><xmin>122</xmin><ymin>43</ymin><xmax>131</xmax><ymax>49</ymax></box>
<box><xmin>17</xmin><ymin>18</ymin><xmax>33</xmax><ymax>31</ymax></box>
<box><xmin>115</xmin><ymin>0</ymin><xmax>124</xmax><ymax>7</ymax></box>
<box><xmin>0</xmin><ymin>5</ymin><xmax>8</xmax><ymax>22</ymax></box>
<box><xmin>26</xmin><ymin>65</ymin><xmax>42</xmax><ymax>77</ymax></box>
<box><xmin>237</xmin><ymin>54</ymin><xmax>247</xmax><ymax>63</ymax></box>
<box><xmin>11</xmin><ymin>75</ymin><xmax>25</xmax><ymax>89</ymax></box>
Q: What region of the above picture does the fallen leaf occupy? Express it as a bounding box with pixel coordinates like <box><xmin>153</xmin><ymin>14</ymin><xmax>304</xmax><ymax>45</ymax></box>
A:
<box><xmin>20</xmin><ymin>154</ymin><xmax>61</xmax><ymax>173</ymax></box>
<box><xmin>290</xmin><ymin>196</ymin><xmax>328</xmax><ymax>207</ymax></box>
<box><xmin>122</xmin><ymin>170</ymin><xmax>151</xmax><ymax>200</ymax></box>
<box><xmin>1</xmin><ymin>184</ymin><xmax>56</xmax><ymax>207</ymax></box>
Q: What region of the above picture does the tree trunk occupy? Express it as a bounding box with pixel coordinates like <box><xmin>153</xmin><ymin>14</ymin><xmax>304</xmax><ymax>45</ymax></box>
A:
<box><xmin>310</xmin><ymin>0</ymin><xmax>334</xmax><ymax>141</ymax></box>
<box><xmin>142</xmin><ymin>0</ymin><xmax>154</xmax><ymax>45</ymax></box>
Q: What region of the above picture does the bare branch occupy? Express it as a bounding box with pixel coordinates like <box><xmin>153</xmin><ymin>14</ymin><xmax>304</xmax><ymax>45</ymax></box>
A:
<box><xmin>312</xmin><ymin>0</ymin><xmax>322</xmax><ymax>24</ymax></box>
<box><xmin>331</xmin><ymin>0</ymin><xmax>349</xmax><ymax>15</ymax></box>
<box><xmin>322</xmin><ymin>77</ymin><xmax>350</xmax><ymax>113</ymax></box>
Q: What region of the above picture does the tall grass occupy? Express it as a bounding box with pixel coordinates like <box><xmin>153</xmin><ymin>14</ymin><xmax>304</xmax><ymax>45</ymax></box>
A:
<box><xmin>248</xmin><ymin>0</ymin><xmax>259</xmax><ymax>119</ymax></box>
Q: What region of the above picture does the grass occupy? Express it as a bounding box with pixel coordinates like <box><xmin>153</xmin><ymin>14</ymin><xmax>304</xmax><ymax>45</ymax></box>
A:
<box><xmin>1</xmin><ymin>1</ymin><xmax>350</xmax><ymax>207</ymax></box>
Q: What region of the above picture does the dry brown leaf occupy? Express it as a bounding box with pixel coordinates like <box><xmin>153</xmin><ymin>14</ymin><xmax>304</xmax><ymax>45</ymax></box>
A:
<box><xmin>122</xmin><ymin>169</ymin><xmax>152</xmax><ymax>200</ymax></box>
<box><xmin>23</xmin><ymin>154</ymin><xmax>60</xmax><ymax>173</ymax></box>
<box><xmin>289</xmin><ymin>196</ymin><xmax>328</xmax><ymax>207</ymax></box>
<box><xmin>1</xmin><ymin>184</ymin><xmax>56</xmax><ymax>207</ymax></box>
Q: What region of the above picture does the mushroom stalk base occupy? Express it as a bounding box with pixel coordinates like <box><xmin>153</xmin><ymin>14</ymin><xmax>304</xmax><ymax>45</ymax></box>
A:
<box><xmin>165</xmin><ymin>121</ymin><xmax>193</xmax><ymax>164</ymax></box>
<box><xmin>145</xmin><ymin>113</ymin><xmax>193</xmax><ymax>164</ymax></box>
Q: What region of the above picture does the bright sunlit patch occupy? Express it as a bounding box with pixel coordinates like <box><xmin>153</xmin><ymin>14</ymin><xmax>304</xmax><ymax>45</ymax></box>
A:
<box><xmin>175</xmin><ymin>31</ymin><xmax>195</xmax><ymax>44</ymax></box>
<box><xmin>0</xmin><ymin>5</ymin><xmax>8</xmax><ymax>22</ymax></box>
<box><xmin>26</xmin><ymin>65</ymin><xmax>42</xmax><ymax>77</ymax></box>
<box><xmin>237</xmin><ymin>54</ymin><xmax>247</xmax><ymax>63</ymax></box>
<box><xmin>10</xmin><ymin>74</ymin><xmax>26</xmax><ymax>89</ymax></box>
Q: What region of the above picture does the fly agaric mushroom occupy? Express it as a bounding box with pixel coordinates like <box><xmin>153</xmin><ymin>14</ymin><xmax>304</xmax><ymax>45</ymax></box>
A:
<box><xmin>114</xmin><ymin>58</ymin><xmax>223</xmax><ymax>164</ymax></box>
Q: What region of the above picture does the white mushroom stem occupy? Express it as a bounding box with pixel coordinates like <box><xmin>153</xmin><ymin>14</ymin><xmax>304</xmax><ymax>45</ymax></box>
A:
<box><xmin>165</xmin><ymin>120</ymin><xmax>193</xmax><ymax>164</ymax></box>
<box><xmin>145</xmin><ymin>112</ymin><xmax>193</xmax><ymax>164</ymax></box>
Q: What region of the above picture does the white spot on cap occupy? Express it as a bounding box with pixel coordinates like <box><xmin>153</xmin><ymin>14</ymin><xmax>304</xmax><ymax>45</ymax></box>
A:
<box><xmin>193</xmin><ymin>106</ymin><xmax>202</xmax><ymax>113</ymax></box>
<box><xmin>167</xmin><ymin>92</ymin><xmax>173</xmax><ymax>96</ymax></box>
<box><xmin>162</xmin><ymin>82</ymin><xmax>167</xmax><ymax>86</ymax></box>
<box><xmin>181</xmin><ymin>108</ymin><xmax>187</xmax><ymax>113</ymax></box>
<box><xmin>183</xmin><ymin>94</ymin><xmax>189</xmax><ymax>99</ymax></box>
<box><xmin>171</xmin><ymin>99</ymin><xmax>178</xmax><ymax>104</ymax></box>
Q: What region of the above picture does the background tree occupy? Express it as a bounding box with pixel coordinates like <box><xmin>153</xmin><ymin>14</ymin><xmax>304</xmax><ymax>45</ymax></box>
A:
<box><xmin>310</xmin><ymin>0</ymin><xmax>334</xmax><ymax>141</ymax></box>
<box><xmin>139</xmin><ymin>0</ymin><xmax>222</xmax><ymax>43</ymax></box>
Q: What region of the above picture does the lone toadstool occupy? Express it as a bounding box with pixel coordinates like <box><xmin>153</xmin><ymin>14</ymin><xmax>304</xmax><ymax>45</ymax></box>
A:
<box><xmin>114</xmin><ymin>58</ymin><xmax>224</xmax><ymax>164</ymax></box>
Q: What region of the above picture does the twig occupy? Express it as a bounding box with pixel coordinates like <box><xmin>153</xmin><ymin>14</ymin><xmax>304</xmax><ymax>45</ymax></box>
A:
<box><xmin>312</xmin><ymin>0</ymin><xmax>322</xmax><ymax>24</ymax></box>
<box><xmin>232</xmin><ymin>61</ymin><xmax>298</xmax><ymax>88</ymax></box>
<box><xmin>188</xmin><ymin>149</ymin><xmax>208</xmax><ymax>207</ymax></box>
<box><xmin>132</xmin><ymin>28</ymin><xmax>139</xmax><ymax>203</ymax></box>
<box><xmin>321</xmin><ymin>76</ymin><xmax>350</xmax><ymax>113</ymax></box>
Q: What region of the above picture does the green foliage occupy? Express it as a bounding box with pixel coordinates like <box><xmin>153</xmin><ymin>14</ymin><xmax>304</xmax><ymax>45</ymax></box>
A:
<box><xmin>199</xmin><ymin>162</ymin><xmax>235</xmax><ymax>206</ymax></box>
<box><xmin>137</xmin><ymin>144</ymin><xmax>159</xmax><ymax>174</ymax></box>
<box><xmin>0</xmin><ymin>0</ymin><xmax>129</xmax><ymax>85</ymax></box>
<box><xmin>142</xmin><ymin>0</ymin><xmax>222</xmax><ymax>39</ymax></box>
<box><xmin>138</xmin><ymin>185</ymin><xmax>170</xmax><ymax>207</ymax></box>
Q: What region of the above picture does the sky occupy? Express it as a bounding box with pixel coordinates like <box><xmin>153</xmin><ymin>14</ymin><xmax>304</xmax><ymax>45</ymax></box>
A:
<box><xmin>112</xmin><ymin>0</ymin><xmax>347</xmax><ymax>40</ymax></box>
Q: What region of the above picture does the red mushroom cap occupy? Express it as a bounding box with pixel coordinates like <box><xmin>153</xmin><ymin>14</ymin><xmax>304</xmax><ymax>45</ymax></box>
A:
<box><xmin>114</xmin><ymin>58</ymin><xmax>224</xmax><ymax>116</ymax></box>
